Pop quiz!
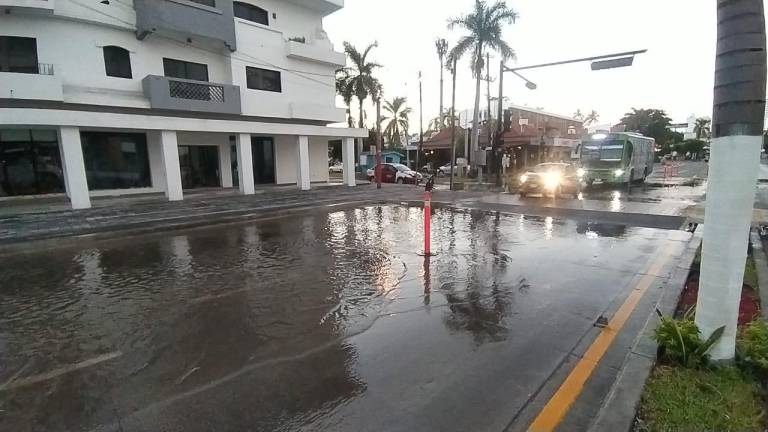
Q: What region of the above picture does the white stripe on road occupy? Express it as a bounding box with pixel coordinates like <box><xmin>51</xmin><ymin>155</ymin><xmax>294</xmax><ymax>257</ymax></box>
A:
<box><xmin>0</xmin><ymin>351</ymin><xmax>123</xmax><ymax>392</ymax></box>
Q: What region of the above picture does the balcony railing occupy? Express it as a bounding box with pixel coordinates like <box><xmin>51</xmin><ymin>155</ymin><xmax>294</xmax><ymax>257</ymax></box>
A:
<box><xmin>142</xmin><ymin>75</ymin><xmax>242</xmax><ymax>114</ymax></box>
<box><xmin>168</xmin><ymin>79</ymin><xmax>224</xmax><ymax>102</ymax></box>
<box><xmin>1</xmin><ymin>63</ymin><xmax>55</xmax><ymax>75</ymax></box>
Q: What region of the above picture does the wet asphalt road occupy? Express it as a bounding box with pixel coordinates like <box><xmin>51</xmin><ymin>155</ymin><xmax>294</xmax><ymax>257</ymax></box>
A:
<box><xmin>0</xmin><ymin>204</ymin><xmax>687</xmax><ymax>431</ymax></box>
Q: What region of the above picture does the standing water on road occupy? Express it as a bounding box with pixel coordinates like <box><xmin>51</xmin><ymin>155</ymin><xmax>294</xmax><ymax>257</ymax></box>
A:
<box><xmin>0</xmin><ymin>205</ymin><xmax>682</xmax><ymax>432</ymax></box>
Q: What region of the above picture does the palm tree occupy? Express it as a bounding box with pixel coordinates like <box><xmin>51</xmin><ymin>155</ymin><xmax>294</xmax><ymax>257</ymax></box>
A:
<box><xmin>341</xmin><ymin>42</ymin><xmax>381</xmax><ymax>130</ymax></box>
<box><xmin>583</xmin><ymin>110</ymin><xmax>599</xmax><ymax>127</ymax></box>
<box><xmin>448</xmin><ymin>0</ymin><xmax>518</xmax><ymax>169</ymax></box>
<box><xmin>573</xmin><ymin>109</ymin><xmax>584</xmax><ymax>121</ymax></box>
<box><xmin>435</xmin><ymin>38</ymin><xmax>449</xmax><ymax>130</ymax></box>
<box><xmin>694</xmin><ymin>117</ymin><xmax>711</xmax><ymax>140</ymax></box>
<box><xmin>335</xmin><ymin>69</ymin><xmax>355</xmax><ymax>128</ymax></box>
<box><xmin>382</xmin><ymin>96</ymin><xmax>412</xmax><ymax>148</ymax></box>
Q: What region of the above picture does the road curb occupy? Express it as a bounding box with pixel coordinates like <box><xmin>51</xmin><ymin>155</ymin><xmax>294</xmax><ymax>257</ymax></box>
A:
<box><xmin>588</xmin><ymin>227</ymin><xmax>703</xmax><ymax>432</ymax></box>
<box><xmin>749</xmin><ymin>229</ymin><xmax>768</xmax><ymax>320</ymax></box>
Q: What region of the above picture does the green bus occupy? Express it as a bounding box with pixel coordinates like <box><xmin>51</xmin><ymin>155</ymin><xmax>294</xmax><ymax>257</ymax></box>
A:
<box><xmin>578</xmin><ymin>132</ymin><xmax>655</xmax><ymax>185</ymax></box>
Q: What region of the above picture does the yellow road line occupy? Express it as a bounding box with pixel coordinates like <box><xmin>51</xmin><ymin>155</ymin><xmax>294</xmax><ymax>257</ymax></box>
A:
<box><xmin>528</xmin><ymin>242</ymin><xmax>678</xmax><ymax>432</ymax></box>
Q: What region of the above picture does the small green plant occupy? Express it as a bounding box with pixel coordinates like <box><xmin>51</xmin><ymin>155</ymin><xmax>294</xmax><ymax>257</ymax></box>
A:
<box><xmin>654</xmin><ymin>308</ymin><xmax>725</xmax><ymax>368</ymax></box>
<box><xmin>738</xmin><ymin>319</ymin><xmax>768</xmax><ymax>372</ymax></box>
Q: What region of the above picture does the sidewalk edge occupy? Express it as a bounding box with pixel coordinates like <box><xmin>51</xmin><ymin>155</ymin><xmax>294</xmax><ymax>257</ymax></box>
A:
<box><xmin>588</xmin><ymin>228</ymin><xmax>702</xmax><ymax>432</ymax></box>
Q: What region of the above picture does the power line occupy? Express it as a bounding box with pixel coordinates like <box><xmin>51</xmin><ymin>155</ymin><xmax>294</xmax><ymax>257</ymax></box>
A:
<box><xmin>68</xmin><ymin>0</ymin><xmax>337</xmax><ymax>87</ymax></box>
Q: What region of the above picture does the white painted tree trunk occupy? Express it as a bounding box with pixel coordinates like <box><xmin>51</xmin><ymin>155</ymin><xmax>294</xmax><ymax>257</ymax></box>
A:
<box><xmin>695</xmin><ymin>136</ymin><xmax>761</xmax><ymax>360</ymax></box>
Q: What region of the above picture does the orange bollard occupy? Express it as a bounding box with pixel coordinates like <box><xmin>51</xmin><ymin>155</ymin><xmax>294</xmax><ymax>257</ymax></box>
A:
<box><xmin>424</xmin><ymin>191</ymin><xmax>431</xmax><ymax>255</ymax></box>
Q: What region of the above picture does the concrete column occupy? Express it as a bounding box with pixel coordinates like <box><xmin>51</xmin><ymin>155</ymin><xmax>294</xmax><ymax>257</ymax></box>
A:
<box><xmin>296</xmin><ymin>135</ymin><xmax>310</xmax><ymax>191</ymax></box>
<box><xmin>236</xmin><ymin>133</ymin><xmax>254</xmax><ymax>195</ymax></box>
<box><xmin>57</xmin><ymin>126</ymin><xmax>91</xmax><ymax>209</ymax></box>
<box><xmin>219</xmin><ymin>141</ymin><xmax>233</xmax><ymax>188</ymax></box>
<box><xmin>159</xmin><ymin>130</ymin><xmax>183</xmax><ymax>201</ymax></box>
<box><xmin>342</xmin><ymin>137</ymin><xmax>356</xmax><ymax>187</ymax></box>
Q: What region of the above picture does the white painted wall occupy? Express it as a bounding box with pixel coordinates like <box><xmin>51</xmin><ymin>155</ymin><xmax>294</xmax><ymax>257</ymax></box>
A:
<box><xmin>274</xmin><ymin>135</ymin><xmax>329</xmax><ymax>184</ymax></box>
<box><xmin>3</xmin><ymin>0</ymin><xmax>344</xmax><ymax>122</ymax></box>
<box><xmin>0</xmin><ymin>15</ymin><xmax>229</xmax><ymax>108</ymax></box>
<box><xmin>230</xmin><ymin>20</ymin><xmax>338</xmax><ymax>120</ymax></box>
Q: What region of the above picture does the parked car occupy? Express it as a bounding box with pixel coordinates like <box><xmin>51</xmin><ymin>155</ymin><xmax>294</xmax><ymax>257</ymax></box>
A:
<box><xmin>438</xmin><ymin>163</ymin><xmax>457</xmax><ymax>176</ymax></box>
<box><xmin>518</xmin><ymin>162</ymin><xmax>579</xmax><ymax>198</ymax></box>
<box><xmin>367</xmin><ymin>163</ymin><xmax>423</xmax><ymax>184</ymax></box>
<box><xmin>328</xmin><ymin>162</ymin><xmax>343</xmax><ymax>173</ymax></box>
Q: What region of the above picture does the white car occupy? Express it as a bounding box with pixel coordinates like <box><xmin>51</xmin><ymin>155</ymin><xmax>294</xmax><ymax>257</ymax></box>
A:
<box><xmin>438</xmin><ymin>163</ymin><xmax>457</xmax><ymax>176</ymax></box>
<box><xmin>328</xmin><ymin>162</ymin><xmax>343</xmax><ymax>173</ymax></box>
<box><xmin>366</xmin><ymin>163</ymin><xmax>423</xmax><ymax>184</ymax></box>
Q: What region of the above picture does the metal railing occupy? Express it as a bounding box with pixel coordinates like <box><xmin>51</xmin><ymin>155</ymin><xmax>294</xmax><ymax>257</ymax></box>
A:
<box><xmin>168</xmin><ymin>79</ymin><xmax>225</xmax><ymax>103</ymax></box>
<box><xmin>38</xmin><ymin>63</ymin><xmax>54</xmax><ymax>76</ymax></box>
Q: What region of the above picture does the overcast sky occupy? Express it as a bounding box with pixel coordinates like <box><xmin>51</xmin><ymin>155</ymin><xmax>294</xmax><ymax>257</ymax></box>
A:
<box><xmin>324</xmin><ymin>0</ymin><xmax>732</xmax><ymax>130</ymax></box>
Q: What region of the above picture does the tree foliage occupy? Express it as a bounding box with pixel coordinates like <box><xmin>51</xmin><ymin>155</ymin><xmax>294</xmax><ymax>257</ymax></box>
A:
<box><xmin>382</xmin><ymin>97</ymin><xmax>412</xmax><ymax>148</ymax></box>
<box><xmin>448</xmin><ymin>0</ymin><xmax>518</xmax><ymax>162</ymax></box>
<box><xmin>339</xmin><ymin>42</ymin><xmax>382</xmax><ymax>129</ymax></box>
<box><xmin>620</xmin><ymin>108</ymin><xmax>677</xmax><ymax>144</ymax></box>
<box><xmin>694</xmin><ymin>117</ymin><xmax>711</xmax><ymax>140</ymax></box>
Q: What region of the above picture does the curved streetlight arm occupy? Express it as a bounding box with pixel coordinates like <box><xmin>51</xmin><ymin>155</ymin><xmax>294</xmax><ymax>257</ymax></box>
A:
<box><xmin>503</xmin><ymin>49</ymin><xmax>647</xmax><ymax>72</ymax></box>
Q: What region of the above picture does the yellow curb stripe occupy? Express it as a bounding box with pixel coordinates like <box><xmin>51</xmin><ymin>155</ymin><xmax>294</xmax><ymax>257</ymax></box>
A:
<box><xmin>528</xmin><ymin>242</ymin><xmax>677</xmax><ymax>432</ymax></box>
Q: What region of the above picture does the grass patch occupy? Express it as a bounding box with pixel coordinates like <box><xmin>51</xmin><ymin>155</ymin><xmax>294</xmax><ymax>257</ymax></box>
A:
<box><xmin>636</xmin><ymin>365</ymin><xmax>765</xmax><ymax>432</ymax></box>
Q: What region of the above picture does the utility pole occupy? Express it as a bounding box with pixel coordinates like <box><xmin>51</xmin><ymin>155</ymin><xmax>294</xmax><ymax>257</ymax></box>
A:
<box><xmin>495</xmin><ymin>59</ymin><xmax>505</xmax><ymax>186</ymax></box>
<box><xmin>450</xmin><ymin>56</ymin><xmax>458</xmax><ymax>191</ymax></box>
<box><xmin>418</xmin><ymin>71</ymin><xmax>424</xmax><ymax>172</ymax></box>
<box><xmin>485</xmin><ymin>52</ymin><xmax>493</xmax><ymax>184</ymax></box>
<box><xmin>375</xmin><ymin>95</ymin><xmax>383</xmax><ymax>190</ymax></box>
<box><xmin>695</xmin><ymin>0</ymin><xmax>766</xmax><ymax>360</ymax></box>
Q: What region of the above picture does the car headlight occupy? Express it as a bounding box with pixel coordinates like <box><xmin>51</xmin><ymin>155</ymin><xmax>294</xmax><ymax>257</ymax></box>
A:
<box><xmin>543</xmin><ymin>172</ymin><xmax>562</xmax><ymax>189</ymax></box>
<box><xmin>614</xmin><ymin>169</ymin><xmax>625</xmax><ymax>177</ymax></box>
<box><xmin>577</xmin><ymin>168</ymin><xmax>586</xmax><ymax>177</ymax></box>
<box><xmin>520</xmin><ymin>174</ymin><xmax>528</xmax><ymax>183</ymax></box>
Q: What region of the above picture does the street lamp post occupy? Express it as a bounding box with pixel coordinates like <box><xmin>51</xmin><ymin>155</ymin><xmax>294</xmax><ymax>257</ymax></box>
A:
<box><xmin>495</xmin><ymin>50</ymin><xmax>648</xmax><ymax>181</ymax></box>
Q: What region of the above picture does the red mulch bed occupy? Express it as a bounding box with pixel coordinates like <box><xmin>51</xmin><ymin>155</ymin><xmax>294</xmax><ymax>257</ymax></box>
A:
<box><xmin>679</xmin><ymin>275</ymin><xmax>761</xmax><ymax>325</ymax></box>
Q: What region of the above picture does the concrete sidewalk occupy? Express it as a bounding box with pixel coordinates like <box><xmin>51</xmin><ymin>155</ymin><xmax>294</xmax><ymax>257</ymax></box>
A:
<box><xmin>0</xmin><ymin>179</ymin><xmax>704</xmax><ymax>253</ymax></box>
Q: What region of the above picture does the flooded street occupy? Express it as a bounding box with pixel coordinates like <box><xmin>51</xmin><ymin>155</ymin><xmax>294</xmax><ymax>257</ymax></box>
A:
<box><xmin>0</xmin><ymin>205</ymin><xmax>687</xmax><ymax>431</ymax></box>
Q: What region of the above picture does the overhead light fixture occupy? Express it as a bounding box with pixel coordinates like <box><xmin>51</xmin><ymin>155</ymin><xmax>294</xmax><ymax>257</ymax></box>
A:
<box><xmin>591</xmin><ymin>56</ymin><xmax>634</xmax><ymax>70</ymax></box>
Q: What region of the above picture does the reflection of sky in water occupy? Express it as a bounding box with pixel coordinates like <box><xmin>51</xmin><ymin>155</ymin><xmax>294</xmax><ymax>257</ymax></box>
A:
<box><xmin>610</xmin><ymin>191</ymin><xmax>622</xmax><ymax>212</ymax></box>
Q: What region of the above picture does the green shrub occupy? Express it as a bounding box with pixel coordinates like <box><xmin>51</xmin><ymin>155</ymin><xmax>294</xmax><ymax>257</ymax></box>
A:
<box><xmin>654</xmin><ymin>308</ymin><xmax>725</xmax><ymax>368</ymax></box>
<box><xmin>738</xmin><ymin>320</ymin><xmax>768</xmax><ymax>372</ymax></box>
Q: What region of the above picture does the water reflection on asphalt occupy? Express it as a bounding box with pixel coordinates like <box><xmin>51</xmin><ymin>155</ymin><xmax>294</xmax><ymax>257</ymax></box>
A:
<box><xmin>0</xmin><ymin>205</ymin><xmax>676</xmax><ymax>432</ymax></box>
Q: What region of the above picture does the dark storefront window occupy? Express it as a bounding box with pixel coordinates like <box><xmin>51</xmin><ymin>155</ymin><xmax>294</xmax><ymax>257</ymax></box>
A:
<box><xmin>0</xmin><ymin>129</ymin><xmax>64</xmax><ymax>196</ymax></box>
<box><xmin>81</xmin><ymin>132</ymin><xmax>151</xmax><ymax>190</ymax></box>
<box><xmin>234</xmin><ymin>2</ymin><xmax>268</xmax><ymax>25</ymax></box>
<box><xmin>246</xmin><ymin>66</ymin><xmax>281</xmax><ymax>92</ymax></box>
<box><xmin>163</xmin><ymin>58</ymin><xmax>209</xmax><ymax>82</ymax></box>
<box><xmin>179</xmin><ymin>145</ymin><xmax>220</xmax><ymax>189</ymax></box>
<box><xmin>0</xmin><ymin>36</ymin><xmax>39</xmax><ymax>74</ymax></box>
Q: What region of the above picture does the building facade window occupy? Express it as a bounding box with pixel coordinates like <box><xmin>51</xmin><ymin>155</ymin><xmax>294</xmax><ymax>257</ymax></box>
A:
<box><xmin>0</xmin><ymin>36</ymin><xmax>39</xmax><ymax>74</ymax></box>
<box><xmin>163</xmin><ymin>58</ymin><xmax>209</xmax><ymax>82</ymax></box>
<box><xmin>0</xmin><ymin>129</ymin><xmax>64</xmax><ymax>196</ymax></box>
<box><xmin>234</xmin><ymin>2</ymin><xmax>268</xmax><ymax>25</ymax></box>
<box><xmin>246</xmin><ymin>66</ymin><xmax>281</xmax><ymax>92</ymax></box>
<box><xmin>103</xmin><ymin>46</ymin><xmax>132</xmax><ymax>79</ymax></box>
<box><xmin>81</xmin><ymin>132</ymin><xmax>151</xmax><ymax>190</ymax></box>
<box><xmin>189</xmin><ymin>0</ymin><xmax>215</xmax><ymax>7</ymax></box>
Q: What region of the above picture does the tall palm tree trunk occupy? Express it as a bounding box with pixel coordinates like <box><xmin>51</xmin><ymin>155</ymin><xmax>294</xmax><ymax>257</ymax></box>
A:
<box><xmin>471</xmin><ymin>57</ymin><xmax>483</xmax><ymax>178</ymax></box>
<box><xmin>695</xmin><ymin>0</ymin><xmax>766</xmax><ymax>360</ymax></box>
<box><xmin>357</xmin><ymin>96</ymin><xmax>365</xmax><ymax>156</ymax></box>
<box><xmin>439</xmin><ymin>64</ymin><xmax>445</xmax><ymax>130</ymax></box>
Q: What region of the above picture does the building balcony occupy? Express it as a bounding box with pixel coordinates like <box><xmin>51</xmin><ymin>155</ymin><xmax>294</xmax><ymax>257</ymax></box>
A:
<box><xmin>290</xmin><ymin>103</ymin><xmax>346</xmax><ymax>123</ymax></box>
<box><xmin>285</xmin><ymin>0</ymin><xmax>342</xmax><ymax>15</ymax></box>
<box><xmin>286</xmin><ymin>40</ymin><xmax>346</xmax><ymax>67</ymax></box>
<box><xmin>134</xmin><ymin>0</ymin><xmax>237</xmax><ymax>52</ymax></box>
<box><xmin>0</xmin><ymin>64</ymin><xmax>63</xmax><ymax>101</ymax></box>
<box><xmin>0</xmin><ymin>0</ymin><xmax>54</xmax><ymax>14</ymax></box>
<box><xmin>142</xmin><ymin>75</ymin><xmax>242</xmax><ymax>115</ymax></box>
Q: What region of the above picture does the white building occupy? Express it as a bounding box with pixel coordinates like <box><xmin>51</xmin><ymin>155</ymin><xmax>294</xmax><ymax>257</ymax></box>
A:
<box><xmin>0</xmin><ymin>0</ymin><xmax>364</xmax><ymax>209</ymax></box>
